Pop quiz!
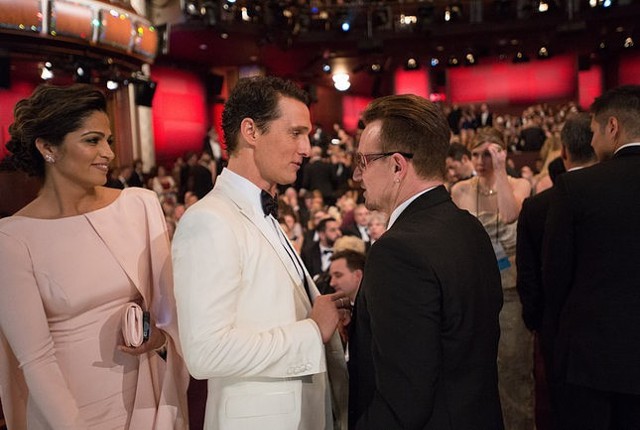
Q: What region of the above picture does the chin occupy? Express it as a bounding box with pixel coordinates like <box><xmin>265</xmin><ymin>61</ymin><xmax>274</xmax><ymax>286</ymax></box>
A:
<box><xmin>277</xmin><ymin>175</ymin><xmax>296</xmax><ymax>186</ymax></box>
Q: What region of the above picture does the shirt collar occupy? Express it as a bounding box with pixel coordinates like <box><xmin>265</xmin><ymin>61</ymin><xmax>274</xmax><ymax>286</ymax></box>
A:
<box><xmin>387</xmin><ymin>186</ymin><xmax>438</xmax><ymax>229</ymax></box>
<box><xmin>222</xmin><ymin>168</ymin><xmax>265</xmax><ymax>218</ymax></box>
<box><xmin>614</xmin><ymin>142</ymin><xmax>640</xmax><ymax>154</ymax></box>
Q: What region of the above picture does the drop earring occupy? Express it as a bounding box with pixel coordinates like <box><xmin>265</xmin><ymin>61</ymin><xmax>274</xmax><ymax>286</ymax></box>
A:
<box><xmin>44</xmin><ymin>154</ymin><xmax>55</xmax><ymax>164</ymax></box>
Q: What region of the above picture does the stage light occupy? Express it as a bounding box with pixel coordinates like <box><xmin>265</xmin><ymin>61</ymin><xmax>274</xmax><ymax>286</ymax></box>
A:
<box><xmin>538</xmin><ymin>1</ymin><xmax>549</xmax><ymax>12</ymax></box>
<box><xmin>74</xmin><ymin>62</ymin><xmax>91</xmax><ymax>83</ymax></box>
<box><xmin>370</xmin><ymin>63</ymin><xmax>382</xmax><ymax>73</ymax></box>
<box><xmin>335</xmin><ymin>10</ymin><xmax>352</xmax><ymax>33</ymax></box>
<box><xmin>624</xmin><ymin>36</ymin><xmax>634</xmax><ymax>49</ymax></box>
<box><xmin>464</xmin><ymin>53</ymin><xmax>476</xmax><ymax>66</ymax></box>
<box><xmin>448</xmin><ymin>56</ymin><xmax>460</xmax><ymax>67</ymax></box>
<box><xmin>332</xmin><ymin>73</ymin><xmax>351</xmax><ymax>91</ymax></box>
<box><xmin>590</xmin><ymin>0</ymin><xmax>613</xmax><ymax>7</ymax></box>
<box><xmin>404</xmin><ymin>57</ymin><xmax>419</xmax><ymax>70</ymax></box>
<box><xmin>430</xmin><ymin>57</ymin><xmax>440</xmax><ymax>67</ymax></box>
<box><xmin>106</xmin><ymin>79</ymin><xmax>119</xmax><ymax>90</ymax></box>
<box><xmin>322</xmin><ymin>63</ymin><xmax>331</xmax><ymax>73</ymax></box>
<box><xmin>513</xmin><ymin>51</ymin><xmax>530</xmax><ymax>63</ymax></box>
<box><xmin>184</xmin><ymin>0</ymin><xmax>199</xmax><ymax>16</ymax></box>
<box><xmin>537</xmin><ymin>46</ymin><xmax>550</xmax><ymax>58</ymax></box>
<box><xmin>40</xmin><ymin>62</ymin><xmax>53</xmax><ymax>80</ymax></box>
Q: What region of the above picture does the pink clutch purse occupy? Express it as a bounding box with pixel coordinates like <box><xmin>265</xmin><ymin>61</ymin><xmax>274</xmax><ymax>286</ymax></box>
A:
<box><xmin>122</xmin><ymin>303</ymin><xmax>149</xmax><ymax>347</ymax></box>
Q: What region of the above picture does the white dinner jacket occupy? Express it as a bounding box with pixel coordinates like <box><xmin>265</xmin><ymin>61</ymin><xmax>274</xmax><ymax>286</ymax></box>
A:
<box><xmin>172</xmin><ymin>169</ymin><xmax>347</xmax><ymax>430</ymax></box>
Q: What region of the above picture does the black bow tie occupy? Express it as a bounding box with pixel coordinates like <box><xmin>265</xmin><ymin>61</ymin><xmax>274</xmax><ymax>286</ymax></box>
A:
<box><xmin>322</xmin><ymin>249</ymin><xmax>333</xmax><ymax>255</ymax></box>
<box><xmin>260</xmin><ymin>190</ymin><xmax>278</xmax><ymax>218</ymax></box>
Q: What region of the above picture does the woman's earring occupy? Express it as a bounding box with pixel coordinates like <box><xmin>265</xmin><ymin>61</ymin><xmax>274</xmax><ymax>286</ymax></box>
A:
<box><xmin>44</xmin><ymin>154</ymin><xmax>55</xmax><ymax>164</ymax></box>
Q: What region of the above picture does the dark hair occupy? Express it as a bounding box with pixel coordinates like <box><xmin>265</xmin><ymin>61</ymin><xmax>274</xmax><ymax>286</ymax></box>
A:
<box><xmin>330</xmin><ymin>249</ymin><xmax>365</xmax><ymax>272</ymax></box>
<box><xmin>590</xmin><ymin>85</ymin><xmax>640</xmax><ymax>139</ymax></box>
<box><xmin>547</xmin><ymin>156</ymin><xmax>566</xmax><ymax>184</ymax></box>
<box><xmin>5</xmin><ymin>84</ymin><xmax>107</xmax><ymax>177</ymax></box>
<box><xmin>447</xmin><ymin>142</ymin><xmax>471</xmax><ymax>161</ymax></box>
<box><xmin>561</xmin><ymin>112</ymin><xmax>596</xmax><ymax>163</ymax></box>
<box><xmin>361</xmin><ymin>94</ymin><xmax>450</xmax><ymax>179</ymax></box>
<box><xmin>221</xmin><ymin>76</ymin><xmax>309</xmax><ymax>155</ymax></box>
<box><xmin>316</xmin><ymin>217</ymin><xmax>337</xmax><ymax>233</ymax></box>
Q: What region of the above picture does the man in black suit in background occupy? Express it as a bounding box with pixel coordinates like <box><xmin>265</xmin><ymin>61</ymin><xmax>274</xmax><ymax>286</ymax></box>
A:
<box><xmin>516</xmin><ymin>112</ymin><xmax>596</xmax><ymax>429</ymax></box>
<box><xmin>543</xmin><ymin>85</ymin><xmax>640</xmax><ymax>429</ymax></box>
<box><xmin>301</xmin><ymin>217</ymin><xmax>342</xmax><ymax>280</ymax></box>
<box><xmin>349</xmin><ymin>94</ymin><xmax>504</xmax><ymax>429</ymax></box>
<box><xmin>517</xmin><ymin>112</ymin><xmax>596</xmax><ymax>334</ymax></box>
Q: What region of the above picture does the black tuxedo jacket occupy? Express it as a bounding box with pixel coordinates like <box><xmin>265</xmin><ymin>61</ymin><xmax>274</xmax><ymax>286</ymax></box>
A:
<box><xmin>300</xmin><ymin>241</ymin><xmax>323</xmax><ymax>279</ymax></box>
<box><xmin>543</xmin><ymin>145</ymin><xmax>640</xmax><ymax>394</ymax></box>
<box><xmin>516</xmin><ymin>188</ymin><xmax>555</xmax><ymax>332</ymax></box>
<box><xmin>349</xmin><ymin>186</ymin><xmax>504</xmax><ymax>429</ymax></box>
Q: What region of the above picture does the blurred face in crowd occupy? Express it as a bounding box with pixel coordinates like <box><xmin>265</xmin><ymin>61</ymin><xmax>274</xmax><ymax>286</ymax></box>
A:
<box><xmin>329</xmin><ymin>258</ymin><xmax>362</xmax><ymax>302</ymax></box>
<box><xmin>312</xmin><ymin>210</ymin><xmax>328</xmax><ymax>228</ymax></box>
<box><xmin>471</xmin><ymin>142</ymin><xmax>501</xmax><ymax>177</ymax></box>
<box><xmin>319</xmin><ymin>220</ymin><xmax>342</xmax><ymax>247</ymax></box>
<box><xmin>353</xmin><ymin>206</ymin><xmax>370</xmax><ymax>227</ymax></box>
<box><xmin>445</xmin><ymin>156</ymin><xmax>471</xmax><ymax>182</ymax></box>
<box><xmin>367</xmin><ymin>218</ymin><xmax>386</xmax><ymax>242</ymax></box>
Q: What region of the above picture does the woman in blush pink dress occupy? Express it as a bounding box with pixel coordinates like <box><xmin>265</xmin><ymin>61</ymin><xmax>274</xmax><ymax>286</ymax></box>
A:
<box><xmin>0</xmin><ymin>84</ymin><xmax>189</xmax><ymax>429</ymax></box>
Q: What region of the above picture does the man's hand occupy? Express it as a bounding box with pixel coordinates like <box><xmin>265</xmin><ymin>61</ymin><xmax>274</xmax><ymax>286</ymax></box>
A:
<box><xmin>310</xmin><ymin>292</ymin><xmax>350</xmax><ymax>343</ymax></box>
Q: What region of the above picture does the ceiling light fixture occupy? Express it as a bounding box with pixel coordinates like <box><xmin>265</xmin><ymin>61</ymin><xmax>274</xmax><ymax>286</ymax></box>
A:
<box><xmin>624</xmin><ymin>36</ymin><xmax>634</xmax><ymax>49</ymax></box>
<box><xmin>332</xmin><ymin>73</ymin><xmax>351</xmax><ymax>91</ymax></box>
<box><xmin>40</xmin><ymin>61</ymin><xmax>53</xmax><ymax>80</ymax></box>
<box><xmin>464</xmin><ymin>53</ymin><xmax>476</xmax><ymax>66</ymax></box>
<box><xmin>404</xmin><ymin>57</ymin><xmax>419</xmax><ymax>70</ymax></box>
<box><xmin>512</xmin><ymin>51</ymin><xmax>530</xmax><ymax>63</ymax></box>
<box><xmin>537</xmin><ymin>46</ymin><xmax>550</xmax><ymax>58</ymax></box>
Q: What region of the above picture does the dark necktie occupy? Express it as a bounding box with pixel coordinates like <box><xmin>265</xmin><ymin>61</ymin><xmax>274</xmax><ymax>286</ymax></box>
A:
<box><xmin>260</xmin><ymin>190</ymin><xmax>278</xmax><ymax>218</ymax></box>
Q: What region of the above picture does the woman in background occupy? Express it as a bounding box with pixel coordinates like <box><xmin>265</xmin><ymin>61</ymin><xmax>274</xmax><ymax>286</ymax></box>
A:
<box><xmin>451</xmin><ymin>127</ymin><xmax>534</xmax><ymax>430</ymax></box>
<box><xmin>0</xmin><ymin>84</ymin><xmax>189</xmax><ymax>429</ymax></box>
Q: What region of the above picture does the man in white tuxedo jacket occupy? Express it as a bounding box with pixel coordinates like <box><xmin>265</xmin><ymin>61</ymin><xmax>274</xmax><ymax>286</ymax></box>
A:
<box><xmin>172</xmin><ymin>76</ymin><xmax>348</xmax><ymax>430</ymax></box>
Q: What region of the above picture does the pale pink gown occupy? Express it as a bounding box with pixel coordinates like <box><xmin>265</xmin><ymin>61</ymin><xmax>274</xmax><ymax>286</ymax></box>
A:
<box><xmin>0</xmin><ymin>188</ymin><xmax>189</xmax><ymax>429</ymax></box>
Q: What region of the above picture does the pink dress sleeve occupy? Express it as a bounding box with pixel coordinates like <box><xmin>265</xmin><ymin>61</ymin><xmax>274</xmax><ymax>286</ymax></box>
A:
<box><xmin>0</xmin><ymin>230</ymin><xmax>88</xmax><ymax>429</ymax></box>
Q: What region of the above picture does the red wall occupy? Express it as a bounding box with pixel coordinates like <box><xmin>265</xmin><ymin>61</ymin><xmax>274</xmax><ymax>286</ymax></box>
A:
<box><xmin>619</xmin><ymin>53</ymin><xmax>640</xmax><ymax>85</ymax></box>
<box><xmin>342</xmin><ymin>95</ymin><xmax>373</xmax><ymax>134</ymax></box>
<box><xmin>151</xmin><ymin>66</ymin><xmax>207</xmax><ymax>165</ymax></box>
<box><xmin>394</xmin><ymin>69</ymin><xmax>430</xmax><ymax>98</ymax></box>
<box><xmin>0</xmin><ymin>81</ymin><xmax>37</xmax><ymax>160</ymax></box>
<box><xmin>578</xmin><ymin>65</ymin><xmax>603</xmax><ymax>110</ymax></box>
<box><xmin>448</xmin><ymin>55</ymin><xmax>577</xmax><ymax>105</ymax></box>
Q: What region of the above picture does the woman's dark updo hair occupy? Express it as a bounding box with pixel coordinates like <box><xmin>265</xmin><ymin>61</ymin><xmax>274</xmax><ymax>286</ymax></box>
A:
<box><xmin>4</xmin><ymin>84</ymin><xmax>108</xmax><ymax>177</ymax></box>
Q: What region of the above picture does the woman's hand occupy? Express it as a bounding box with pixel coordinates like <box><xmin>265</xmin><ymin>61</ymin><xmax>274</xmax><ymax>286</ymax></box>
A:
<box><xmin>118</xmin><ymin>321</ymin><xmax>167</xmax><ymax>356</ymax></box>
<box><xmin>487</xmin><ymin>143</ymin><xmax>507</xmax><ymax>174</ymax></box>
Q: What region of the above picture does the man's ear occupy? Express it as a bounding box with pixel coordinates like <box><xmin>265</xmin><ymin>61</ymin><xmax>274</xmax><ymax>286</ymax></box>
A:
<box><xmin>391</xmin><ymin>153</ymin><xmax>408</xmax><ymax>178</ymax></box>
<box><xmin>240</xmin><ymin>118</ymin><xmax>257</xmax><ymax>144</ymax></box>
<box><xmin>607</xmin><ymin>116</ymin><xmax>619</xmax><ymax>138</ymax></box>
